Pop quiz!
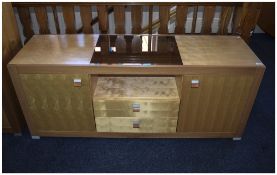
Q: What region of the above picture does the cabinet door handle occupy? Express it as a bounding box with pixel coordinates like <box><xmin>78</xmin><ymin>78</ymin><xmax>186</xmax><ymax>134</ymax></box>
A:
<box><xmin>73</xmin><ymin>78</ymin><xmax>82</xmax><ymax>87</ymax></box>
<box><xmin>191</xmin><ymin>79</ymin><xmax>200</xmax><ymax>88</ymax></box>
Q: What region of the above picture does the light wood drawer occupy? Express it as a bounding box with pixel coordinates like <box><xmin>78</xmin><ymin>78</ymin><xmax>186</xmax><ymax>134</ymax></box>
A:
<box><xmin>95</xmin><ymin>117</ymin><xmax>177</xmax><ymax>133</ymax></box>
<box><xmin>93</xmin><ymin>100</ymin><xmax>180</xmax><ymax>111</ymax></box>
<box><xmin>94</xmin><ymin>109</ymin><xmax>179</xmax><ymax>118</ymax></box>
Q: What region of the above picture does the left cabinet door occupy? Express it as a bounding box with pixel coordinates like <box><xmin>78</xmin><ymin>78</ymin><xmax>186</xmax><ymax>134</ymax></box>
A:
<box><xmin>20</xmin><ymin>74</ymin><xmax>96</xmax><ymax>134</ymax></box>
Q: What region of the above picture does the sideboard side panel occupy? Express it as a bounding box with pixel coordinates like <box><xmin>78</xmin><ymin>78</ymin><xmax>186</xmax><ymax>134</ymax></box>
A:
<box><xmin>235</xmin><ymin>65</ymin><xmax>265</xmax><ymax>136</ymax></box>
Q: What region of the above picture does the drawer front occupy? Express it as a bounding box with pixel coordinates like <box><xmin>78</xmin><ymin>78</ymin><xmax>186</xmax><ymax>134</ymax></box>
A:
<box><xmin>95</xmin><ymin>117</ymin><xmax>177</xmax><ymax>133</ymax></box>
<box><xmin>94</xmin><ymin>77</ymin><xmax>180</xmax><ymax>100</ymax></box>
<box><xmin>93</xmin><ymin>100</ymin><xmax>180</xmax><ymax>111</ymax></box>
<box><xmin>94</xmin><ymin>109</ymin><xmax>179</xmax><ymax>118</ymax></box>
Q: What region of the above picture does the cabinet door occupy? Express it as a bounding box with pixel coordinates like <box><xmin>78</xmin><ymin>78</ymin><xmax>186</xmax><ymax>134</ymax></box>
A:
<box><xmin>178</xmin><ymin>74</ymin><xmax>254</xmax><ymax>134</ymax></box>
<box><xmin>20</xmin><ymin>74</ymin><xmax>95</xmax><ymax>132</ymax></box>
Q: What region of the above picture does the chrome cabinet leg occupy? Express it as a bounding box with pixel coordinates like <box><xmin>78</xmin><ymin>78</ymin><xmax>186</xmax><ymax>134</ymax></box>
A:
<box><xmin>31</xmin><ymin>136</ymin><xmax>40</xmax><ymax>139</ymax></box>
<box><xmin>14</xmin><ymin>133</ymin><xmax>22</xmax><ymax>136</ymax></box>
<box><xmin>232</xmin><ymin>137</ymin><xmax>242</xmax><ymax>141</ymax></box>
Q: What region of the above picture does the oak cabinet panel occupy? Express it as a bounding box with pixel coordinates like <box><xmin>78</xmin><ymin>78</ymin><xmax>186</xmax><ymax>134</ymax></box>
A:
<box><xmin>20</xmin><ymin>74</ymin><xmax>95</xmax><ymax>132</ymax></box>
<box><xmin>178</xmin><ymin>74</ymin><xmax>255</xmax><ymax>133</ymax></box>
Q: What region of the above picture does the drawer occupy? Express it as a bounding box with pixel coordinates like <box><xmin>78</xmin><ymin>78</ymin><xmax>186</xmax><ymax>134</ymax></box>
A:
<box><xmin>94</xmin><ymin>109</ymin><xmax>179</xmax><ymax>118</ymax></box>
<box><xmin>95</xmin><ymin>117</ymin><xmax>177</xmax><ymax>133</ymax></box>
<box><xmin>93</xmin><ymin>77</ymin><xmax>180</xmax><ymax>100</ymax></box>
<box><xmin>93</xmin><ymin>100</ymin><xmax>180</xmax><ymax>111</ymax></box>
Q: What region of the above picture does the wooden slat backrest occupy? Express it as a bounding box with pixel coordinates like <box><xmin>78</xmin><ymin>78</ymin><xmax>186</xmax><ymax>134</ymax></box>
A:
<box><xmin>80</xmin><ymin>6</ymin><xmax>93</xmax><ymax>34</ymax></box>
<box><xmin>191</xmin><ymin>6</ymin><xmax>198</xmax><ymax>33</ymax></box>
<box><xmin>240</xmin><ymin>3</ymin><xmax>262</xmax><ymax>43</ymax></box>
<box><xmin>175</xmin><ymin>5</ymin><xmax>188</xmax><ymax>34</ymax></box>
<box><xmin>52</xmin><ymin>6</ymin><xmax>60</xmax><ymax>34</ymax></box>
<box><xmin>34</xmin><ymin>6</ymin><xmax>50</xmax><ymax>34</ymax></box>
<box><xmin>158</xmin><ymin>6</ymin><xmax>170</xmax><ymax>34</ymax></box>
<box><xmin>131</xmin><ymin>6</ymin><xmax>142</xmax><ymax>34</ymax></box>
<box><xmin>13</xmin><ymin>2</ymin><xmax>261</xmax><ymax>43</ymax></box>
<box><xmin>202</xmin><ymin>6</ymin><xmax>216</xmax><ymax>34</ymax></box>
<box><xmin>113</xmin><ymin>5</ymin><xmax>125</xmax><ymax>34</ymax></box>
<box><xmin>218</xmin><ymin>6</ymin><xmax>233</xmax><ymax>34</ymax></box>
<box><xmin>17</xmin><ymin>7</ymin><xmax>34</xmax><ymax>44</ymax></box>
<box><xmin>97</xmin><ymin>5</ymin><xmax>109</xmax><ymax>33</ymax></box>
<box><xmin>148</xmin><ymin>5</ymin><xmax>153</xmax><ymax>34</ymax></box>
<box><xmin>62</xmin><ymin>5</ymin><xmax>76</xmax><ymax>34</ymax></box>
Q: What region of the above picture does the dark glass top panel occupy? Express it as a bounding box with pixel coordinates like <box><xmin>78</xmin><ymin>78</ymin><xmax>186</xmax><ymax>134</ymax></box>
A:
<box><xmin>91</xmin><ymin>35</ymin><xmax>183</xmax><ymax>65</ymax></box>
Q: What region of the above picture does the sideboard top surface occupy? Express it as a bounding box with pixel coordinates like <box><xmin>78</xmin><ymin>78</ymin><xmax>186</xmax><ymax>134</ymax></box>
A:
<box><xmin>9</xmin><ymin>34</ymin><xmax>99</xmax><ymax>65</ymax></box>
<box><xmin>9</xmin><ymin>34</ymin><xmax>261</xmax><ymax>67</ymax></box>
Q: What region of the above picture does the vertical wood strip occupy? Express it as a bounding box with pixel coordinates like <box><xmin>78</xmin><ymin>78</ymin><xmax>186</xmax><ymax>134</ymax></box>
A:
<box><xmin>8</xmin><ymin>66</ymin><xmax>39</xmax><ymax>136</ymax></box>
<box><xmin>131</xmin><ymin>6</ymin><xmax>142</xmax><ymax>34</ymax></box>
<box><xmin>177</xmin><ymin>76</ymin><xmax>192</xmax><ymax>132</ymax></box>
<box><xmin>233</xmin><ymin>3</ymin><xmax>248</xmax><ymax>35</ymax></box>
<box><xmin>209</xmin><ymin>76</ymin><xmax>226</xmax><ymax>131</ymax></box>
<box><xmin>218</xmin><ymin>6</ymin><xmax>233</xmax><ymax>34</ymax></box>
<box><xmin>191</xmin><ymin>6</ymin><xmax>198</xmax><ymax>33</ymax></box>
<box><xmin>62</xmin><ymin>5</ymin><xmax>76</xmax><ymax>34</ymax></box>
<box><xmin>202</xmin><ymin>6</ymin><xmax>216</xmax><ymax>34</ymax></box>
<box><xmin>158</xmin><ymin>6</ymin><xmax>170</xmax><ymax>34</ymax></box>
<box><xmin>34</xmin><ymin>6</ymin><xmax>50</xmax><ymax>34</ymax></box>
<box><xmin>228</xmin><ymin>77</ymin><xmax>248</xmax><ymax>131</ymax></box>
<box><xmin>217</xmin><ymin>76</ymin><xmax>236</xmax><ymax>131</ymax></box>
<box><xmin>232</xmin><ymin>5</ymin><xmax>242</xmax><ymax>34</ymax></box>
<box><xmin>52</xmin><ymin>6</ymin><xmax>60</xmax><ymax>34</ymax></box>
<box><xmin>97</xmin><ymin>5</ymin><xmax>109</xmax><ymax>33</ymax></box>
<box><xmin>230</xmin><ymin>76</ymin><xmax>253</xmax><ymax>131</ymax></box>
<box><xmin>17</xmin><ymin>7</ymin><xmax>34</xmax><ymax>44</ymax></box>
<box><xmin>189</xmin><ymin>75</ymin><xmax>203</xmax><ymax>131</ymax></box>
<box><xmin>240</xmin><ymin>3</ymin><xmax>262</xmax><ymax>43</ymax></box>
<box><xmin>175</xmin><ymin>5</ymin><xmax>188</xmax><ymax>34</ymax></box>
<box><xmin>80</xmin><ymin>6</ymin><xmax>93</xmax><ymax>34</ymax></box>
<box><xmin>195</xmin><ymin>76</ymin><xmax>213</xmax><ymax>132</ymax></box>
<box><xmin>3</xmin><ymin>2</ymin><xmax>23</xmax><ymax>133</ymax></box>
<box><xmin>148</xmin><ymin>5</ymin><xmax>153</xmax><ymax>34</ymax></box>
<box><xmin>236</xmin><ymin>66</ymin><xmax>265</xmax><ymax>136</ymax></box>
<box><xmin>114</xmin><ymin>5</ymin><xmax>125</xmax><ymax>34</ymax></box>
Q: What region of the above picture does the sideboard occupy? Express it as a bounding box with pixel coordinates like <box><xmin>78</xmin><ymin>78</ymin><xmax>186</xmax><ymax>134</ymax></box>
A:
<box><xmin>8</xmin><ymin>34</ymin><xmax>265</xmax><ymax>139</ymax></box>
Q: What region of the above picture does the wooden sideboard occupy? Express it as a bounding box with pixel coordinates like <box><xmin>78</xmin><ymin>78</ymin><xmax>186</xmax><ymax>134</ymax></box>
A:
<box><xmin>8</xmin><ymin>34</ymin><xmax>265</xmax><ymax>139</ymax></box>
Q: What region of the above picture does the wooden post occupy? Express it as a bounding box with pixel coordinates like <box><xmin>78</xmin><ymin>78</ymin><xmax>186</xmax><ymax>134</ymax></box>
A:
<box><xmin>3</xmin><ymin>2</ymin><xmax>24</xmax><ymax>133</ymax></box>
<box><xmin>240</xmin><ymin>2</ymin><xmax>262</xmax><ymax>43</ymax></box>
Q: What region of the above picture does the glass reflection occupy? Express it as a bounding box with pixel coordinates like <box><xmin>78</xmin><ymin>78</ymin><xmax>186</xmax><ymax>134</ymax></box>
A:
<box><xmin>91</xmin><ymin>34</ymin><xmax>182</xmax><ymax>65</ymax></box>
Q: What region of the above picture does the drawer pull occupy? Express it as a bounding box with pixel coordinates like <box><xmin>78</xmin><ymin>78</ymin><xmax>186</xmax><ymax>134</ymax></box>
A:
<box><xmin>132</xmin><ymin>103</ymin><xmax>140</xmax><ymax>112</ymax></box>
<box><xmin>132</xmin><ymin>120</ymin><xmax>140</xmax><ymax>128</ymax></box>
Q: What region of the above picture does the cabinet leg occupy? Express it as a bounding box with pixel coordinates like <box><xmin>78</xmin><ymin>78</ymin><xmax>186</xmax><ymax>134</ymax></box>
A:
<box><xmin>31</xmin><ymin>136</ymin><xmax>40</xmax><ymax>139</ymax></box>
<box><xmin>14</xmin><ymin>133</ymin><xmax>22</xmax><ymax>136</ymax></box>
<box><xmin>232</xmin><ymin>137</ymin><xmax>242</xmax><ymax>141</ymax></box>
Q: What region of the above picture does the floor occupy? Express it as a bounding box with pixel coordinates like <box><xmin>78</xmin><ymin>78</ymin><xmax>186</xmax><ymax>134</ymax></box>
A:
<box><xmin>2</xmin><ymin>33</ymin><xmax>275</xmax><ymax>173</ymax></box>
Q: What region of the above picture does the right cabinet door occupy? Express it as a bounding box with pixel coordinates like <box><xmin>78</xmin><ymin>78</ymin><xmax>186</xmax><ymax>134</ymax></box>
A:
<box><xmin>178</xmin><ymin>74</ymin><xmax>255</xmax><ymax>134</ymax></box>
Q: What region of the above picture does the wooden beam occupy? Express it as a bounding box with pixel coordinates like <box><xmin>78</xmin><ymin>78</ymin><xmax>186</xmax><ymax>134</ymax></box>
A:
<box><xmin>3</xmin><ymin>2</ymin><xmax>24</xmax><ymax>133</ymax></box>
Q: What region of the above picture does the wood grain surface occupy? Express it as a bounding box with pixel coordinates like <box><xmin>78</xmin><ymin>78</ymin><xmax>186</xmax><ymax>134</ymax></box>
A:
<box><xmin>7</xmin><ymin>34</ymin><xmax>265</xmax><ymax>138</ymax></box>
<box><xmin>19</xmin><ymin>74</ymin><xmax>96</xmax><ymax>132</ymax></box>
<box><xmin>175</xmin><ymin>35</ymin><xmax>259</xmax><ymax>67</ymax></box>
<box><xmin>178</xmin><ymin>74</ymin><xmax>255</xmax><ymax>133</ymax></box>
<box><xmin>9</xmin><ymin>35</ymin><xmax>261</xmax><ymax>67</ymax></box>
<box><xmin>93</xmin><ymin>76</ymin><xmax>180</xmax><ymax>133</ymax></box>
<box><xmin>9</xmin><ymin>35</ymin><xmax>98</xmax><ymax>65</ymax></box>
